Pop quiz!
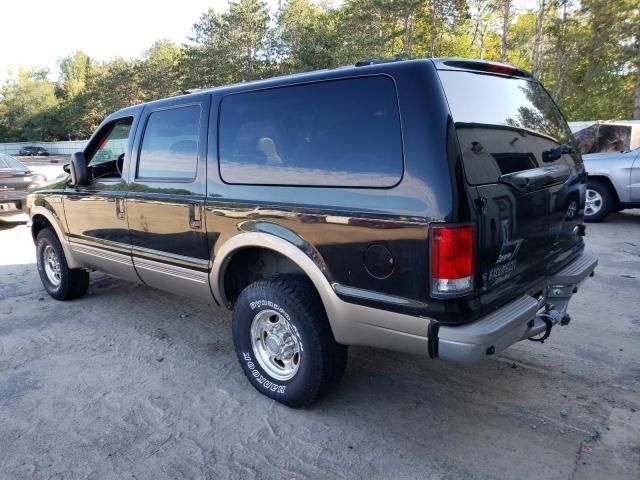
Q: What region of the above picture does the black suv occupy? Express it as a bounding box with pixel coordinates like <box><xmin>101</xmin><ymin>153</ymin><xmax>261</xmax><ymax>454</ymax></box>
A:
<box><xmin>28</xmin><ymin>59</ymin><xmax>597</xmax><ymax>407</ymax></box>
<box><xmin>19</xmin><ymin>146</ymin><xmax>49</xmax><ymax>156</ymax></box>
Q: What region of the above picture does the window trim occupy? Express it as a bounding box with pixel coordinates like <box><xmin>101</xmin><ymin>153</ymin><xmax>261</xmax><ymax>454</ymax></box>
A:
<box><xmin>216</xmin><ymin>74</ymin><xmax>405</xmax><ymax>189</ymax></box>
<box><xmin>135</xmin><ymin>103</ymin><xmax>203</xmax><ymax>183</ymax></box>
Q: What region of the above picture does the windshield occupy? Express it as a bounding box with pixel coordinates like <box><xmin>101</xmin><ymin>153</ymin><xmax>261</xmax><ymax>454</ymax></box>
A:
<box><xmin>438</xmin><ymin>70</ymin><xmax>580</xmax><ymax>185</ymax></box>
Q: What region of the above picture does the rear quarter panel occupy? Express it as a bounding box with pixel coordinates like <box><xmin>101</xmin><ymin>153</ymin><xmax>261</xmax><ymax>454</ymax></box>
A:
<box><xmin>204</xmin><ymin>61</ymin><xmax>457</xmax><ymax>314</ymax></box>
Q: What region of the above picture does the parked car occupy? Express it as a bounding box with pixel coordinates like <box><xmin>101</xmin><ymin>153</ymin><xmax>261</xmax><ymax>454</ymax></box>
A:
<box><xmin>582</xmin><ymin>149</ymin><xmax>640</xmax><ymax>222</ymax></box>
<box><xmin>28</xmin><ymin>58</ymin><xmax>597</xmax><ymax>407</ymax></box>
<box><xmin>19</xmin><ymin>146</ymin><xmax>49</xmax><ymax>156</ymax></box>
<box><xmin>0</xmin><ymin>154</ymin><xmax>46</xmax><ymax>217</ymax></box>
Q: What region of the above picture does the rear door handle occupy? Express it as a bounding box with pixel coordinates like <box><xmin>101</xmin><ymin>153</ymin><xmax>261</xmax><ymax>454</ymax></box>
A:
<box><xmin>189</xmin><ymin>203</ymin><xmax>202</xmax><ymax>230</ymax></box>
<box><xmin>115</xmin><ymin>197</ymin><xmax>125</xmax><ymax>219</ymax></box>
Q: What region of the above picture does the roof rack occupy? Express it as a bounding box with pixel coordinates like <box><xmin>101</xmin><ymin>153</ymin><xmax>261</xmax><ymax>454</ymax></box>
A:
<box><xmin>355</xmin><ymin>58</ymin><xmax>384</xmax><ymax>67</ymax></box>
<box><xmin>355</xmin><ymin>58</ymin><xmax>406</xmax><ymax>67</ymax></box>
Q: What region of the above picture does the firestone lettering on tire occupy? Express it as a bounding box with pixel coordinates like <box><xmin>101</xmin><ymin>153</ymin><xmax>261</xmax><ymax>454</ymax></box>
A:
<box><xmin>242</xmin><ymin>352</ymin><xmax>286</xmax><ymax>394</ymax></box>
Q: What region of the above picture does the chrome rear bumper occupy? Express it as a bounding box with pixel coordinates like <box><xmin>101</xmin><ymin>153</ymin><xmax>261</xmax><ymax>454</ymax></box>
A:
<box><xmin>436</xmin><ymin>252</ymin><xmax>598</xmax><ymax>363</ymax></box>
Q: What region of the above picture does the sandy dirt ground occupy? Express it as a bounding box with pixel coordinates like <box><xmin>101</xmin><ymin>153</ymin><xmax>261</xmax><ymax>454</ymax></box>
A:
<box><xmin>0</xmin><ymin>191</ymin><xmax>639</xmax><ymax>478</ymax></box>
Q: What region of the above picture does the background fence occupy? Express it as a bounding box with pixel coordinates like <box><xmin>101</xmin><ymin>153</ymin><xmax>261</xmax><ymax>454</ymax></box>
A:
<box><xmin>0</xmin><ymin>140</ymin><xmax>89</xmax><ymax>156</ymax></box>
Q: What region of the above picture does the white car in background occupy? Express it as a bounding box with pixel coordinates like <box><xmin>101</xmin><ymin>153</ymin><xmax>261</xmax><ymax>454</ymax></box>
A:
<box><xmin>583</xmin><ymin>149</ymin><xmax>640</xmax><ymax>222</ymax></box>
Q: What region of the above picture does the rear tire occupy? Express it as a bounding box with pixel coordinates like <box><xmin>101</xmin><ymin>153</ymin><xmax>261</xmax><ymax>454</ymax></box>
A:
<box><xmin>232</xmin><ymin>275</ymin><xmax>347</xmax><ymax>408</ymax></box>
<box><xmin>585</xmin><ymin>180</ymin><xmax>614</xmax><ymax>222</ymax></box>
<box><xmin>36</xmin><ymin>228</ymin><xmax>89</xmax><ymax>300</ymax></box>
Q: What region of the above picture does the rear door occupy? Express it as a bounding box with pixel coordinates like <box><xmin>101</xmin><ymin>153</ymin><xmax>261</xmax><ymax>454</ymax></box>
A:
<box><xmin>438</xmin><ymin>69</ymin><xmax>585</xmax><ymax>308</ymax></box>
<box><xmin>126</xmin><ymin>94</ymin><xmax>212</xmax><ymax>302</ymax></box>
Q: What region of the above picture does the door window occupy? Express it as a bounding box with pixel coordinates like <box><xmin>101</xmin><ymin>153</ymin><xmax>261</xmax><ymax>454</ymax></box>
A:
<box><xmin>86</xmin><ymin>117</ymin><xmax>133</xmax><ymax>180</ymax></box>
<box><xmin>137</xmin><ymin>106</ymin><xmax>201</xmax><ymax>180</ymax></box>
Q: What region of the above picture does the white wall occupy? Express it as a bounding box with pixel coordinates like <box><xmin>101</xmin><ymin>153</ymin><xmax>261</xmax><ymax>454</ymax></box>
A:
<box><xmin>0</xmin><ymin>140</ymin><xmax>89</xmax><ymax>156</ymax></box>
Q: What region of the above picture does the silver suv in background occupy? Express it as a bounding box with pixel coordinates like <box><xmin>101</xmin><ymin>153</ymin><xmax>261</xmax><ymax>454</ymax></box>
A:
<box><xmin>583</xmin><ymin>149</ymin><xmax>640</xmax><ymax>222</ymax></box>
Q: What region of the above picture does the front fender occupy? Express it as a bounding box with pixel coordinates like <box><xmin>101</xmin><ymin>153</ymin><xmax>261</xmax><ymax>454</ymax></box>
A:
<box><xmin>585</xmin><ymin>161</ymin><xmax>632</xmax><ymax>203</ymax></box>
<box><xmin>30</xmin><ymin>202</ymin><xmax>80</xmax><ymax>269</ymax></box>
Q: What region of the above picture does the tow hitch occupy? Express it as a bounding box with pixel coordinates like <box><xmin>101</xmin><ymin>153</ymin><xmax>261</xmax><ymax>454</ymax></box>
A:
<box><xmin>528</xmin><ymin>304</ymin><xmax>571</xmax><ymax>343</ymax></box>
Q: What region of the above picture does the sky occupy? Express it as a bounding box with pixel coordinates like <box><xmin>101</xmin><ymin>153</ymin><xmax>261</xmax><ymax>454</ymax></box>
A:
<box><xmin>1</xmin><ymin>0</ymin><xmax>534</xmax><ymax>83</ymax></box>
<box><xmin>0</xmin><ymin>0</ymin><xmax>281</xmax><ymax>82</ymax></box>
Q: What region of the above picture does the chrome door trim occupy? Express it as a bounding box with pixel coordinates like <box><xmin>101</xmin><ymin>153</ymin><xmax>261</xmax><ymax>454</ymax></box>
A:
<box><xmin>131</xmin><ymin>244</ymin><xmax>209</xmax><ymax>271</ymax></box>
<box><xmin>134</xmin><ymin>257</ymin><xmax>208</xmax><ymax>284</ymax></box>
<box><xmin>70</xmin><ymin>243</ymin><xmax>133</xmax><ymax>266</ymax></box>
<box><xmin>67</xmin><ymin>233</ymin><xmax>131</xmax><ymax>255</ymax></box>
<box><xmin>69</xmin><ymin>241</ymin><xmax>141</xmax><ymax>283</ymax></box>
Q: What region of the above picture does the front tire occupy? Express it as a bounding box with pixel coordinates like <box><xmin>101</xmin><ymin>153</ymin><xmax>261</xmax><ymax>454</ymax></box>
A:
<box><xmin>36</xmin><ymin>228</ymin><xmax>89</xmax><ymax>300</ymax></box>
<box><xmin>585</xmin><ymin>180</ymin><xmax>614</xmax><ymax>222</ymax></box>
<box><xmin>232</xmin><ymin>275</ymin><xmax>347</xmax><ymax>408</ymax></box>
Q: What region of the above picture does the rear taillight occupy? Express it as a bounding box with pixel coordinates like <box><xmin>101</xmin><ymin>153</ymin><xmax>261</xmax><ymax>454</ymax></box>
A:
<box><xmin>430</xmin><ymin>224</ymin><xmax>475</xmax><ymax>297</ymax></box>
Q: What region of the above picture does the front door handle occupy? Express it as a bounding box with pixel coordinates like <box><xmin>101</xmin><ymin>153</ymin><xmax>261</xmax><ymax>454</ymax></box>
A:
<box><xmin>116</xmin><ymin>197</ymin><xmax>125</xmax><ymax>219</ymax></box>
<box><xmin>189</xmin><ymin>203</ymin><xmax>202</xmax><ymax>230</ymax></box>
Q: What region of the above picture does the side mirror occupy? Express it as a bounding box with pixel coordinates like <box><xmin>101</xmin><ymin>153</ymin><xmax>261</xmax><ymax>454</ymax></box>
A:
<box><xmin>69</xmin><ymin>152</ymin><xmax>89</xmax><ymax>187</ymax></box>
<box><xmin>542</xmin><ymin>144</ymin><xmax>574</xmax><ymax>163</ymax></box>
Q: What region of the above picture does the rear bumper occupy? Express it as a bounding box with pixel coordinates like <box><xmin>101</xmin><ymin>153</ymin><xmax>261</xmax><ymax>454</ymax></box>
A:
<box><xmin>436</xmin><ymin>252</ymin><xmax>598</xmax><ymax>362</ymax></box>
<box><xmin>0</xmin><ymin>191</ymin><xmax>28</xmax><ymax>216</ymax></box>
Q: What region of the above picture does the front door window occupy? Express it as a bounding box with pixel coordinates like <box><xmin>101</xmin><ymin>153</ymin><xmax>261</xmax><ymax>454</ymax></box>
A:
<box><xmin>86</xmin><ymin>117</ymin><xmax>133</xmax><ymax>182</ymax></box>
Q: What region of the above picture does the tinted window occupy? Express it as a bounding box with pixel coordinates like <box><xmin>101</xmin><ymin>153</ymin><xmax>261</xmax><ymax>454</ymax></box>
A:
<box><xmin>88</xmin><ymin>118</ymin><xmax>132</xmax><ymax>167</ymax></box>
<box><xmin>138</xmin><ymin>106</ymin><xmax>200</xmax><ymax>180</ymax></box>
<box><xmin>439</xmin><ymin>70</ymin><xmax>578</xmax><ymax>185</ymax></box>
<box><xmin>219</xmin><ymin>76</ymin><xmax>403</xmax><ymax>187</ymax></box>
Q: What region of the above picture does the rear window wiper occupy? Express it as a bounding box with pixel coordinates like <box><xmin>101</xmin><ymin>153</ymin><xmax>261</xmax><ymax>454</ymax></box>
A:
<box><xmin>499</xmin><ymin>165</ymin><xmax>570</xmax><ymax>193</ymax></box>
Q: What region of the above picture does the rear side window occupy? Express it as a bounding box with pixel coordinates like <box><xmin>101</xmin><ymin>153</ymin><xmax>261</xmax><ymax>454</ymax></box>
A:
<box><xmin>219</xmin><ymin>76</ymin><xmax>403</xmax><ymax>187</ymax></box>
<box><xmin>438</xmin><ymin>70</ymin><xmax>578</xmax><ymax>185</ymax></box>
<box><xmin>137</xmin><ymin>106</ymin><xmax>200</xmax><ymax>180</ymax></box>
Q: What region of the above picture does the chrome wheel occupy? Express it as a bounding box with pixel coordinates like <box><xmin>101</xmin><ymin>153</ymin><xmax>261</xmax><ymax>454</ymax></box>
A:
<box><xmin>585</xmin><ymin>189</ymin><xmax>603</xmax><ymax>216</ymax></box>
<box><xmin>43</xmin><ymin>245</ymin><xmax>61</xmax><ymax>286</ymax></box>
<box><xmin>250</xmin><ymin>309</ymin><xmax>301</xmax><ymax>381</ymax></box>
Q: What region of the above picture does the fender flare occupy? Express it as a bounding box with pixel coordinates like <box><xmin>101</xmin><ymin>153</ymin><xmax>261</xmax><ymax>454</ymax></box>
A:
<box><xmin>210</xmin><ymin>232</ymin><xmax>344</xmax><ymax>333</ymax></box>
<box><xmin>211</xmin><ymin>232</ymin><xmax>332</xmax><ymax>307</ymax></box>
<box><xmin>30</xmin><ymin>205</ymin><xmax>81</xmax><ymax>269</ymax></box>
<box><xmin>209</xmin><ymin>232</ymin><xmax>431</xmax><ymax>353</ymax></box>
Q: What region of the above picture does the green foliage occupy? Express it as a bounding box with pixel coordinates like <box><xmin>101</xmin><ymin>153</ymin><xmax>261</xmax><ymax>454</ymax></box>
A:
<box><xmin>0</xmin><ymin>68</ymin><xmax>59</xmax><ymax>141</ymax></box>
<box><xmin>1</xmin><ymin>0</ymin><xmax>639</xmax><ymax>141</ymax></box>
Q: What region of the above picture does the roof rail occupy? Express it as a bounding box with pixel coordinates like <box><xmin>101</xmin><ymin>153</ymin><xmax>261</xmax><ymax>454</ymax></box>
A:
<box><xmin>355</xmin><ymin>58</ymin><xmax>384</xmax><ymax>67</ymax></box>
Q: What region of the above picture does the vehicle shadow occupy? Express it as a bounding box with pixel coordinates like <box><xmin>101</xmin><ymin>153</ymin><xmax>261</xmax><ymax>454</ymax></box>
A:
<box><xmin>0</xmin><ymin>216</ymin><xmax>28</xmax><ymax>231</ymax></box>
<box><xmin>603</xmin><ymin>209</ymin><xmax>640</xmax><ymax>224</ymax></box>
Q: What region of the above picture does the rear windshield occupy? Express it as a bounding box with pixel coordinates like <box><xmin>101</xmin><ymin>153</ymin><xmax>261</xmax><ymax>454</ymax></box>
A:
<box><xmin>438</xmin><ymin>70</ymin><xmax>578</xmax><ymax>185</ymax></box>
<box><xmin>0</xmin><ymin>154</ymin><xmax>26</xmax><ymax>171</ymax></box>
